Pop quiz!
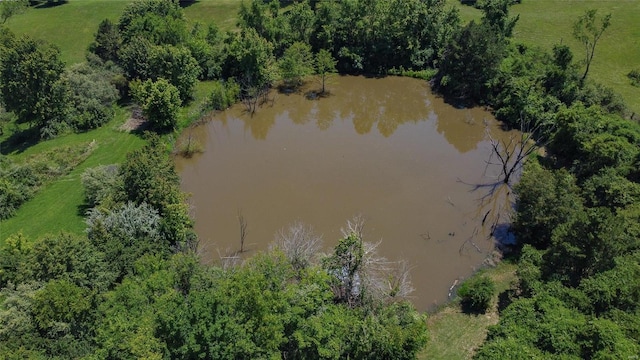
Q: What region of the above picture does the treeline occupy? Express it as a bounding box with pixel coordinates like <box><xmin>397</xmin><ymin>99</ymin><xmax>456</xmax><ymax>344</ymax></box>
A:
<box><xmin>432</xmin><ymin>2</ymin><xmax>640</xmax><ymax>359</ymax></box>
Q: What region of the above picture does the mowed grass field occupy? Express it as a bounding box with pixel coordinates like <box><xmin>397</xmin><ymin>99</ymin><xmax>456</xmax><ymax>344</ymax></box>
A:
<box><xmin>418</xmin><ymin>261</ymin><xmax>518</xmax><ymax>360</ymax></box>
<box><xmin>447</xmin><ymin>0</ymin><xmax>640</xmax><ymax>114</ymax></box>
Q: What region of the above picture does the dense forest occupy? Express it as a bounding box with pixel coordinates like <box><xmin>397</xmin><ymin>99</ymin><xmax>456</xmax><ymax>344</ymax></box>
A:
<box><xmin>0</xmin><ymin>0</ymin><xmax>639</xmax><ymax>358</ymax></box>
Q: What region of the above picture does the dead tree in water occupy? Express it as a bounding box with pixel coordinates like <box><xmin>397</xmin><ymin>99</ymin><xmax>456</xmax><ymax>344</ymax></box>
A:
<box><xmin>485</xmin><ymin>116</ymin><xmax>549</xmax><ymax>186</ymax></box>
<box><xmin>237</xmin><ymin>209</ymin><xmax>247</xmax><ymax>253</ymax></box>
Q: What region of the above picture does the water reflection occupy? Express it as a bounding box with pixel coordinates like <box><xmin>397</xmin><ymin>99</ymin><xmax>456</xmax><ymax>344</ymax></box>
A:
<box><xmin>176</xmin><ymin>76</ymin><xmax>517</xmax><ymax>310</ymax></box>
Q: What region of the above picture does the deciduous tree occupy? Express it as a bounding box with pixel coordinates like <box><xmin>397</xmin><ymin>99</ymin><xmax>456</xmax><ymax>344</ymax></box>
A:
<box><xmin>573</xmin><ymin>9</ymin><xmax>611</xmax><ymax>82</ymax></box>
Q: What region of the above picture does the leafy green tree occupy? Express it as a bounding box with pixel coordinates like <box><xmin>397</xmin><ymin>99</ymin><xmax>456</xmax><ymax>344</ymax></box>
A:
<box><xmin>579</xmin><ymin>252</ymin><xmax>640</xmax><ymax>314</ymax></box>
<box><xmin>0</xmin><ymin>0</ymin><xmax>28</xmax><ymax>25</ymax></box>
<box><xmin>132</xmin><ymin>78</ymin><xmax>181</xmax><ymax>131</ymax></box>
<box><xmin>544</xmin><ymin>207</ymin><xmax>636</xmax><ymax>286</ymax></box>
<box><xmin>0</xmin><ymin>233</ymin><xmax>31</xmax><ymax>288</ymax></box>
<box><xmin>513</xmin><ymin>161</ymin><xmax>583</xmax><ymax>249</ymax></box>
<box><xmin>86</xmin><ymin>202</ymin><xmax>167</xmax><ymax>279</ymax></box>
<box><xmin>118</xmin><ymin>138</ymin><xmax>194</xmax><ymax>248</ymax></box>
<box><xmin>437</xmin><ymin>20</ymin><xmax>506</xmax><ymax>100</ymax></box>
<box><xmin>64</xmin><ymin>62</ymin><xmax>119</xmax><ymax>130</ymax></box>
<box><xmin>118</xmin><ymin>0</ymin><xmax>187</xmax><ymax>46</ymax></box>
<box><xmin>480</xmin><ymin>0</ymin><xmax>519</xmax><ymax>37</ymax></box>
<box><xmin>118</xmin><ymin>35</ymin><xmax>155</xmax><ymax>80</ymax></box>
<box><xmin>207</xmin><ymin>79</ymin><xmax>240</xmax><ymax>111</ymax></box>
<box><xmin>81</xmin><ymin>164</ymin><xmax>123</xmax><ymax>208</ymax></box>
<box><xmin>26</xmin><ymin>233</ymin><xmax>116</xmax><ymax>291</ymax></box>
<box><xmin>573</xmin><ymin>9</ymin><xmax>611</xmax><ymax>82</ymax></box>
<box><xmin>186</xmin><ymin>23</ymin><xmax>226</xmax><ymax>80</ymax></box>
<box><xmin>458</xmin><ymin>275</ymin><xmax>495</xmax><ymax>314</ymax></box>
<box><xmin>89</xmin><ymin>18</ymin><xmax>121</xmax><ymax>63</ymax></box>
<box><xmin>315</xmin><ymin>49</ymin><xmax>337</xmax><ymax>94</ymax></box>
<box><xmin>0</xmin><ymin>35</ymin><xmax>69</xmax><ymax>127</ymax></box>
<box><xmin>279</xmin><ymin>42</ymin><xmax>314</xmax><ymax>88</ymax></box>
<box><xmin>150</xmin><ymin>45</ymin><xmax>201</xmax><ymax>103</ymax></box>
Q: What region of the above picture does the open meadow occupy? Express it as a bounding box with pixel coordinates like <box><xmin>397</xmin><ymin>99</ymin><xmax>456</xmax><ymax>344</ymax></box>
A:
<box><xmin>447</xmin><ymin>0</ymin><xmax>640</xmax><ymax>114</ymax></box>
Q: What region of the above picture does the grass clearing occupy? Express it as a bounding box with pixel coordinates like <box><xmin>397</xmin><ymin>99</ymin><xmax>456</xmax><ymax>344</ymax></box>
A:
<box><xmin>5</xmin><ymin>1</ymin><xmax>128</xmax><ymax>65</ymax></box>
<box><xmin>0</xmin><ymin>107</ymin><xmax>145</xmax><ymax>244</ymax></box>
<box><xmin>446</xmin><ymin>0</ymin><xmax>640</xmax><ymax>114</ymax></box>
<box><xmin>182</xmin><ymin>0</ymin><xmax>242</xmax><ymax>31</ymax></box>
<box><xmin>419</xmin><ymin>261</ymin><xmax>518</xmax><ymax>360</ymax></box>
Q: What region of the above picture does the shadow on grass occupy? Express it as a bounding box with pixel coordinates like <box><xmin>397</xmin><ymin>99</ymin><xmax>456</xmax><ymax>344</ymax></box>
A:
<box><xmin>31</xmin><ymin>0</ymin><xmax>68</xmax><ymax>9</ymax></box>
<box><xmin>460</xmin><ymin>299</ymin><xmax>490</xmax><ymax>315</ymax></box>
<box><xmin>0</xmin><ymin>126</ymin><xmax>41</xmax><ymax>155</ymax></box>
<box><xmin>77</xmin><ymin>203</ymin><xmax>92</xmax><ymax>218</ymax></box>
<box><xmin>178</xmin><ymin>0</ymin><xmax>198</xmax><ymax>8</ymax></box>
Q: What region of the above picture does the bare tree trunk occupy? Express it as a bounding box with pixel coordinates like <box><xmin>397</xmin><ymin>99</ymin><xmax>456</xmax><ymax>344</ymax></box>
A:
<box><xmin>237</xmin><ymin>209</ymin><xmax>247</xmax><ymax>253</ymax></box>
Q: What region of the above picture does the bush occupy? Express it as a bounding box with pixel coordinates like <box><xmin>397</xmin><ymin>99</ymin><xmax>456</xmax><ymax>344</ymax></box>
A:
<box><xmin>131</xmin><ymin>78</ymin><xmax>181</xmax><ymax>131</ymax></box>
<box><xmin>81</xmin><ymin>164</ymin><xmax>122</xmax><ymax>207</ymax></box>
<box><xmin>628</xmin><ymin>68</ymin><xmax>640</xmax><ymax>87</ymax></box>
<box><xmin>64</xmin><ymin>62</ymin><xmax>120</xmax><ymax>131</ymax></box>
<box><xmin>458</xmin><ymin>275</ymin><xmax>495</xmax><ymax>314</ymax></box>
<box><xmin>207</xmin><ymin>79</ymin><xmax>240</xmax><ymax>111</ymax></box>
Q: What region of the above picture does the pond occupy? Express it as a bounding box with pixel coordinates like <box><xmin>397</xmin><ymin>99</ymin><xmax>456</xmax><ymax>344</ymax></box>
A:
<box><xmin>175</xmin><ymin>75</ymin><xmax>517</xmax><ymax>311</ymax></box>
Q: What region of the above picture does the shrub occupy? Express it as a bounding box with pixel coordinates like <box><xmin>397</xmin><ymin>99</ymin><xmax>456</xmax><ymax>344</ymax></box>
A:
<box><xmin>81</xmin><ymin>164</ymin><xmax>122</xmax><ymax>208</ymax></box>
<box><xmin>458</xmin><ymin>275</ymin><xmax>495</xmax><ymax>314</ymax></box>
<box><xmin>131</xmin><ymin>78</ymin><xmax>181</xmax><ymax>131</ymax></box>
<box><xmin>628</xmin><ymin>68</ymin><xmax>640</xmax><ymax>87</ymax></box>
<box><xmin>64</xmin><ymin>62</ymin><xmax>119</xmax><ymax>131</ymax></box>
<box><xmin>207</xmin><ymin>79</ymin><xmax>240</xmax><ymax>111</ymax></box>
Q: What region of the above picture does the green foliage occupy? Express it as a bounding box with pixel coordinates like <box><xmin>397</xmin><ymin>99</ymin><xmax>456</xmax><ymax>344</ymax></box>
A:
<box><xmin>0</xmin><ymin>233</ymin><xmax>31</xmax><ymax>287</ymax></box>
<box><xmin>150</xmin><ymin>45</ymin><xmax>201</xmax><ymax>102</ymax></box>
<box><xmin>89</xmin><ymin>18</ymin><xmax>121</xmax><ymax>63</ymax></box>
<box><xmin>578</xmin><ymin>251</ymin><xmax>640</xmax><ymax>315</ymax></box>
<box><xmin>207</xmin><ymin>79</ymin><xmax>240</xmax><ymax>111</ymax></box>
<box><xmin>118</xmin><ymin>35</ymin><xmax>154</xmax><ymax>80</ymax></box>
<box><xmin>457</xmin><ymin>275</ymin><xmax>495</xmax><ymax>314</ymax></box>
<box><xmin>132</xmin><ymin>78</ymin><xmax>181</xmax><ymax>131</ymax></box>
<box><xmin>226</xmin><ymin>27</ymin><xmax>278</xmax><ymax>89</ymax></box>
<box><xmin>513</xmin><ymin>161</ymin><xmax>583</xmax><ymax>249</ymax></box>
<box><xmin>550</xmin><ymin>103</ymin><xmax>640</xmax><ymax>178</ymax></box>
<box><xmin>86</xmin><ymin>202</ymin><xmax>167</xmax><ymax>280</ymax></box>
<box><xmin>81</xmin><ymin>164</ymin><xmax>122</xmax><ymax>208</ymax></box>
<box><xmin>572</xmin><ymin>9</ymin><xmax>611</xmax><ymax>82</ymax></box>
<box><xmin>64</xmin><ymin>62</ymin><xmax>120</xmax><ymax>130</ymax></box>
<box><xmin>279</xmin><ymin>41</ymin><xmax>314</xmax><ymax>87</ymax></box>
<box><xmin>119</xmin><ymin>138</ymin><xmax>194</xmax><ymax>248</ymax></box>
<box><xmin>0</xmin><ymin>143</ymin><xmax>94</xmax><ymax>219</ymax></box>
<box><xmin>0</xmin><ymin>34</ymin><xmax>69</xmax><ymax>128</ymax></box>
<box><xmin>186</xmin><ymin>23</ymin><xmax>227</xmax><ymax>80</ymax></box>
<box><xmin>323</xmin><ymin>232</ymin><xmax>365</xmax><ymax>306</ymax></box>
<box><xmin>314</xmin><ymin>48</ymin><xmax>337</xmax><ymax>93</ymax></box>
<box><xmin>628</xmin><ymin>68</ymin><xmax>640</xmax><ymax>87</ymax></box>
<box><xmin>26</xmin><ymin>232</ymin><xmax>116</xmax><ymax>291</ymax></box>
<box><xmin>438</xmin><ymin>20</ymin><xmax>506</xmax><ymax>100</ymax></box>
<box><xmin>118</xmin><ymin>0</ymin><xmax>186</xmax><ymax>46</ymax></box>
<box><xmin>0</xmin><ymin>0</ymin><xmax>28</xmax><ymax>25</ymax></box>
<box><xmin>479</xmin><ymin>0</ymin><xmax>519</xmax><ymax>37</ymax></box>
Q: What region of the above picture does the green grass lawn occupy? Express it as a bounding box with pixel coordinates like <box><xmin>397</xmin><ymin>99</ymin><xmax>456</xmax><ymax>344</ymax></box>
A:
<box><xmin>5</xmin><ymin>0</ymin><xmax>243</xmax><ymax>65</ymax></box>
<box><xmin>446</xmin><ymin>0</ymin><xmax>640</xmax><ymax>114</ymax></box>
<box><xmin>182</xmin><ymin>0</ymin><xmax>242</xmax><ymax>31</ymax></box>
<box><xmin>419</xmin><ymin>261</ymin><xmax>518</xmax><ymax>360</ymax></box>
<box><xmin>0</xmin><ymin>107</ymin><xmax>145</xmax><ymax>244</ymax></box>
<box><xmin>5</xmin><ymin>0</ymin><xmax>129</xmax><ymax>65</ymax></box>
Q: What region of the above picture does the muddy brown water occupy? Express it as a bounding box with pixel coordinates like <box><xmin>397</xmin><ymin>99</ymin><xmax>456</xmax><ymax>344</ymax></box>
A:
<box><xmin>175</xmin><ymin>76</ymin><xmax>517</xmax><ymax>311</ymax></box>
